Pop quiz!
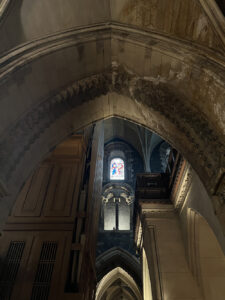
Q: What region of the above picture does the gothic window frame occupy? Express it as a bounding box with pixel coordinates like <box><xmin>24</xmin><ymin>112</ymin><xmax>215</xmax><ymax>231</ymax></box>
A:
<box><xmin>101</xmin><ymin>184</ymin><xmax>134</xmax><ymax>232</ymax></box>
<box><xmin>109</xmin><ymin>157</ymin><xmax>125</xmax><ymax>181</ymax></box>
<box><xmin>103</xmin><ymin>197</ymin><xmax>131</xmax><ymax>231</ymax></box>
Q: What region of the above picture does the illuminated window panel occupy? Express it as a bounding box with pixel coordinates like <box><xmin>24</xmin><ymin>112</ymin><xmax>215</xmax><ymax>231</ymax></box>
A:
<box><xmin>104</xmin><ymin>202</ymin><xmax>116</xmax><ymax>230</ymax></box>
<box><xmin>110</xmin><ymin>158</ymin><xmax>124</xmax><ymax>180</ymax></box>
<box><xmin>118</xmin><ymin>202</ymin><xmax>130</xmax><ymax>230</ymax></box>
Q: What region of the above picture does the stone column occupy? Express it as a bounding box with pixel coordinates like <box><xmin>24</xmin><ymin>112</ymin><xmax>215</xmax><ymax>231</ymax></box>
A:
<box><xmin>139</xmin><ymin>203</ymin><xmax>203</xmax><ymax>300</ymax></box>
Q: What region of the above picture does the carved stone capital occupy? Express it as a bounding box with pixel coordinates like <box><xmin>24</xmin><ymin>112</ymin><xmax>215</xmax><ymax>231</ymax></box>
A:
<box><xmin>140</xmin><ymin>203</ymin><xmax>175</xmax><ymax>220</ymax></box>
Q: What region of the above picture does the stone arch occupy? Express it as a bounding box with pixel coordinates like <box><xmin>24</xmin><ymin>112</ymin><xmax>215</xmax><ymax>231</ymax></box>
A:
<box><xmin>95</xmin><ymin>266</ymin><xmax>142</xmax><ymax>300</ymax></box>
<box><xmin>0</xmin><ymin>87</ymin><xmax>224</xmax><ymax>237</ymax></box>
<box><xmin>0</xmin><ymin>24</ymin><xmax>224</xmax><ymax>235</ymax></box>
<box><xmin>96</xmin><ymin>247</ymin><xmax>142</xmax><ymax>289</ymax></box>
<box><xmin>0</xmin><ymin>77</ymin><xmax>222</xmax><ymax>190</ymax></box>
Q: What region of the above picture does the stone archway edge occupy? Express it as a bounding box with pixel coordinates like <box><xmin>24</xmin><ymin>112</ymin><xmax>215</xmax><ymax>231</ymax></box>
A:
<box><xmin>0</xmin><ymin>0</ymin><xmax>10</xmax><ymax>20</ymax></box>
<box><xmin>199</xmin><ymin>0</ymin><xmax>225</xmax><ymax>48</ymax></box>
<box><xmin>1</xmin><ymin>22</ymin><xmax>225</xmax><ymax>82</ymax></box>
<box><xmin>0</xmin><ymin>64</ymin><xmax>224</xmax><ymax>188</ymax></box>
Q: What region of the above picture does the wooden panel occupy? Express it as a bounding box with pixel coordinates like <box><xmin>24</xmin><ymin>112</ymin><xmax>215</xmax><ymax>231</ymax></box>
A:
<box><xmin>0</xmin><ymin>232</ymin><xmax>35</xmax><ymax>300</ymax></box>
<box><xmin>50</xmin><ymin>135</ymin><xmax>84</xmax><ymax>161</ymax></box>
<box><xmin>2</xmin><ymin>135</ymin><xmax>86</xmax><ymax>298</ymax></box>
<box><xmin>8</xmin><ymin>135</ymin><xmax>85</xmax><ymax>222</ymax></box>
<box><xmin>12</xmin><ymin>165</ymin><xmax>51</xmax><ymax>217</ymax></box>
<box><xmin>43</xmin><ymin>162</ymin><xmax>81</xmax><ymax>217</ymax></box>
<box><xmin>2</xmin><ymin>231</ymin><xmax>72</xmax><ymax>300</ymax></box>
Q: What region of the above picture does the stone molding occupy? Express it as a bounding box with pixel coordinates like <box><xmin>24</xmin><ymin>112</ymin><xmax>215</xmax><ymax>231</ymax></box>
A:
<box><xmin>140</xmin><ymin>203</ymin><xmax>175</xmax><ymax>220</ymax></box>
<box><xmin>187</xmin><ymin>208</ymin><xmax>202</xmax><ymax>286</ymax></box>
<box><xmin>199</xmin><ymin>0</ymin><xmax>225</xmax><ymax>49</ymax></box>
<box><xmin>0</xmin><ymin>0</ymin><xmax>10</xmax><ymax>21</ymax></box>
<box><xmin>213</xmin><ymin>172</ymin><xmax>225</xmax><ymax>218</ymax></box>
<box><xmin>0</xmin><ymin>63</ymin><xmax>224</xmax><ymax>192</ymax></box>
<box><xmin>0</xmin><ymin>70</ymin><xmax>111</xmax><ymax>182</ymax></box>
<box><xmin>96</xmin><ymin>247</ymin><xmax>142</xmax><ymax>287</ymax></box>
<box><xmin>1</xmin><ymin>23</ymin><xmax>225</xmax><ymax>82</ymax></box>
<box><xmin>95</xmin><ymin>266</ymin><xmax>142</xmax><ymax>300</ymax></box>
<box><xmin>0</xmin><ymin>23</ymin><xmax>110</xmax><ymax>81</ymax></box>
<box><xmin>135</xmin><ymin>216</ymin><xmax>143</xmax><ymax>249</ymax></box>
<box><xmin>0</xmin><ymin>0</ymin><xmax>225</xmax><ymax>51</ymax></box>
<box><xmin>142</xmin><ymin>225</ymin><xmax>163</xmax><ymax>300</ymax></box>
<box><xmin>171</xmin><ymin>161</ymin><xmax>193</xmax><ymax>212</ymax></box>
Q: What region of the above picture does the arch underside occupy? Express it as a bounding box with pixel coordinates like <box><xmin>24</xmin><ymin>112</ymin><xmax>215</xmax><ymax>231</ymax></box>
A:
<box><xmin>96</xmin><ymin>247</ymin><xmax>142</xmax><ymax>289</ymax></box>
<box><xmin>0</xmin><ymin>23</ymin><xmax>224</xmax><ymax>232</ymax></box>
<box><xmin>96</xmin><ymin>266</ymin><xmax>142</xmax><ymax>300</ymax></box>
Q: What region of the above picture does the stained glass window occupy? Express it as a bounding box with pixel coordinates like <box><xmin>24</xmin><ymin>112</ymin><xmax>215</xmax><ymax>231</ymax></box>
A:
<box><xmin>110</xmin><ymin>158</ymin><xmax>124</xmax><ymax>180</ymax></box>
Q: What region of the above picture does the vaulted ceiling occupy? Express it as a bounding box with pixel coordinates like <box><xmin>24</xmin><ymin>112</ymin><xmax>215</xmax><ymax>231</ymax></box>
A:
<box><xmin>0</xmin><ymin>0</ymin><xmax>225</xmax><ymax>54</ymax></box>
<box><xmin>103</xmin><ymin>117</ymin><xmax>164</xmax><ymax>161</ymax></box>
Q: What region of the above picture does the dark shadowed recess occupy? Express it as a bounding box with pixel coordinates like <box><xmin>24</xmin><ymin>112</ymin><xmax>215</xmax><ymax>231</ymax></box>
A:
<box><xmin>216</xmin><ymin>0</ymin><xmax>225</xmax><ymax>16</ymax></box>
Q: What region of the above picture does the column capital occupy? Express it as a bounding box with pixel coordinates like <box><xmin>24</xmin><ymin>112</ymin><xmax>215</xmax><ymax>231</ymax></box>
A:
<box><xmin>140</xmin><ymin>203</ymin><xmax>175</xmax><ymax>220</ymax></box>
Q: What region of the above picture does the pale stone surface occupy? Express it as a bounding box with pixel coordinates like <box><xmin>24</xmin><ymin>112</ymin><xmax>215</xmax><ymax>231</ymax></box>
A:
<box><xmin>180</xmin><ymin>170</ymin><xmax>225</xmax><ymax>254</ymax></box>
<box><xmin>142</xmin><ymin>209</ymin><xmax>203</xmax><ymax>300</ymax></box>
<box><xmin>161</xmin><ymin>273</ymin><xmax>202</xmax><ymax>300</ymax></box>
<box><xmin>198</xmin><ymin>215</ymin><xmax>225</xmax><ymax>300</ymax></box>
<box><xmin>0</xmin><ymin>0</ymin><xmax>111</xmax><ymax>53</ymax></box>
<box><xmin>110</xmin><ymin>0</ymin><xmax>225</xmax><ymax>52</ymax></box>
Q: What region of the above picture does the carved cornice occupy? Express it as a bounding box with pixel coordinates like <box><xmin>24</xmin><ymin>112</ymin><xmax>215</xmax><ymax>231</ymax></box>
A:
<box><xmin>140</xmin><ymin>204</ymin><xmax>175</xmax><ymax>219</ymax></box>
<box><xmin>1</xmin><ymin>23</ymin><xmax>225</xmax><ymax>82</ymax></box>
<box><xmin>171</xmin><ymin>161</ymin><xmax>193</xmax><ymax>211</ymax></box>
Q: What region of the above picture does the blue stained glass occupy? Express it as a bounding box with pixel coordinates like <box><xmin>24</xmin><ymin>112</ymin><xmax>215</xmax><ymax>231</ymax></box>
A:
<box><xmin>110</xmin><ymin>158</ymin><xmax>124</xmax><ymax>180</ymax></box>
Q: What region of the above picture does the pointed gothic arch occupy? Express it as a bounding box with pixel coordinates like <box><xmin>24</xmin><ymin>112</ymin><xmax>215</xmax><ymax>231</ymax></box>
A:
<box><xmin>96</xmin><ymin>247</ymin><xmax>142</xmax><ymax>289</ymax></box>
<box><xmin>0</xmin><ymin>22</ymin><xmax>224</xmax><ymax>243</ymax></box>
<box><xmin>95</xmin><ymin>267</ymin><xmax>142</xmax><ymax>300</ymax></box>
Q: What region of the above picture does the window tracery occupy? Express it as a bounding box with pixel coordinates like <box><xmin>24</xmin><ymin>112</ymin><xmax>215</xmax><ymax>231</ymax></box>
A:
<box><xmin>102</xmin><ymin>184</ymin><xmax>133</xmax><ymax>231</ymax></box>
